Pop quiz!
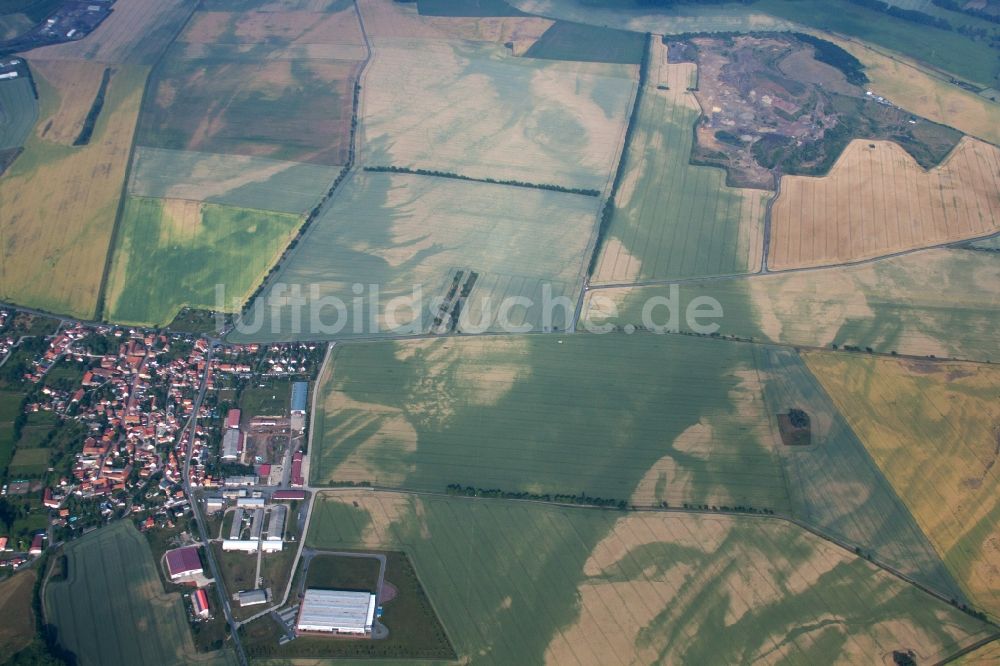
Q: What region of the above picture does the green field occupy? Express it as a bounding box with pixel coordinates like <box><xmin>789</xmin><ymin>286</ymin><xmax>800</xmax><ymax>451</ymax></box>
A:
<box><xmin>128</xmin><ymin>147</ymin><xmax>339</xmax><ymax>215</ymax></box>
<box><xmin>7</xmin><ymin>446</ymin><xmax>48</xmax><ymax>475</ymax></box>
<box><xmin>0</xmin><ymin>0</ymin><xmax>61</xmax><ymax>23</ymax></box>
<box><xmin>0</xmin><ymin>77</ymin><xmax>37</xmax><ymax>151</ymax></box>
<box><xmin>136</xmin><ymin>54</ymin><xmax>360</xmax><ymax>166</ymax></box>
<box><xmin>417</xmin><ymin>0</ymin><xmax>526</xmax><ymax>15</ymax></box>
<box><xmin>44</xmin><ymin>521</ymin><xmax>234</xmax><ymax>666</ymax></box>
<box><xmin>304</xmin><ymin>490</ymin><xmax>994</xmax><ymax>664</ymax></box>
<box><xmin>239</xmin><ymin>381</ymin><xmax>292</xmax><ymax>419</ymax></box>
<box><xmin>311</xmin><ymin>333</ymin><xmax>790</xmax><ymax>510</ymax></box>
<box><xmin>967</xmin><ymin>235</ymin><xmax>1000</xmax><ymax>251</ymax></box>
<box><xmin>524</xmin><ymin>21</ymin><xmax>646</xmax><ymax>64</ymax></box>
<box><xmin>359</xmin><ymin>39</ymin><xmax>636</xmax><ymax>192</ymax></box>
<box><xmin>592</xmin><ymin>60</ymin><xmax>768</xmax><ymax>284</ymax></box>
<box><xmin>304</xmin><ymin>553</ymin><xmax>379</xmax><ymax>591</ymax></box>
<box><xmin>0</xmin><ymin>569</ymin><xmax>36</xmax><ymax>657</ymax></box>
<box><xmin>105</xmin><ymin>196</ymin><xmax>303</xmax><ymax>326</ymax></box>
<box><xmin>228</xmin><ymin>171</ymin><xmax>600</xmax><ymax>342</ymax></box>
<box><xmin>584</xmin><ymin>247</ymin><xmax>1000</xmax><ymax>362</ymax></box>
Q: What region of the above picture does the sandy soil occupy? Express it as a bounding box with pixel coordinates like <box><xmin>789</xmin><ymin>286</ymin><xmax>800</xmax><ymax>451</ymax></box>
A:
<box><xmin>769</xmin><ymin>138</ymin><xmax>1000</xmax><ymax>270</ymax></box>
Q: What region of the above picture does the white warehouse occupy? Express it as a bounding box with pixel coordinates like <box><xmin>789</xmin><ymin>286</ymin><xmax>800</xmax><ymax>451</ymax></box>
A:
<box><xmin>296</xmin><ymin>589</ymin><xmax>376</xmax><ymax>635</ymax></box>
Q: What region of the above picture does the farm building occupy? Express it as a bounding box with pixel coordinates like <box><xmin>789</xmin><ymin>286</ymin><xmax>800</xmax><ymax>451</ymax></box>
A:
<box><xmin>291</xmin><ymin>452</ymin><xmax>304</xmax><ymax>488</ymax></box>
<box><xmin>29</xmin><ymin>534</ymin><xmax>43</xmax><ymax>556</ymax></box>
<box><xmin>272</xmin><ymin>490</ymin><xmax>305</xmax><ymax>501</ymax></box>
<box><xmin>236</xmin><ymin>497</ymin><xmax>265</xmax><ymax>508</ymax></box>
<box><xmin>296</xmin><ymin>589</ymin><xmax>377</xmax><ymax>635</ymax></box>
<box><xmin>291</xmin><ymin>382</ymin><xmax>308</xmax><ymax>432</ymax></box>
<box><xmin>266</xmin><ymin>505</ymin><xmax>286</xmax><ymax>541</ymax></box>
<box><xmin>250</xmin><ymin>509</ymin><xmax>264</xmax><ymax>540</ymax></box>
<box><xmin>205</xmin><ymin>496</ymin><xmax>225</xmax><ymax>513</ymax></box>
<box><xmin>191</xmin><ymin>588</ymin><xmax>210</xmax><ymax>618</ymax></box>
<box><xmin>291</xmin><ymin>383</ymin><xmax>308</xmax><ymax>414</ymax></box>
<box><xmin>165</xmin><ymin>545</ymin><xmax>203</xmax><ymax>580</ymax></box>
<box><xmin>224</xmin><ymin>475</ymin><xmax>258</xmax><ymax>487</ymax></box>
<box><xmin>229</xmin><ymin>508</ymin><xmax>245</xmax><ymax>540</ymax></box>
<box><xmin>221</xmin><ymin>429</ymin><xmax>244</xmax><ymax>461</ymax></box>
<box><xmin>222</xmin><ymin>540</ymin><xmax>258</xmax><ymax>553</ymax></box>
<box><xmin>226</xmin><ymin>409</ymin><xmax>241</xmax><ymax>430</ymax></box>
<box><xmin>239</xmin><ymin>589</ymin><xmax>267</xmax><ymax>607</ymax></box>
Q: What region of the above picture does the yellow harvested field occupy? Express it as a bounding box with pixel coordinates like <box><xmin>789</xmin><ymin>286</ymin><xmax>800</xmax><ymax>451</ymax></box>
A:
<box><xmin>805</xmin><ymin>353</ymin><xmax>1000</xmax><ymax>617</ymax></box>
<box><xmin>823</xmin><ymin>33</ymin><xmax>1000</xmax><ymax>146</ymax></box>
<box><xmin>955</xmin><ymin>640</ymin><xmax>1000</xmax><ymax>664</ymax></box>
<box><xmin>769</xmin><ymin>138</ymin><xmax>1000</xmax><ymax>270</ymax></box>
<box><xmin>182</xmin><ymin>9</ymin><xmax>365</xmax><ymax>49</ymax></box>
<box><xmin>0</xmin><ymin>63</ymin><xmax>147</xmax><ymax>319</ymax></box>
<box><xmin>27</xmin><ymin>60</ymin><xmax>108</xmax><ymax>145</ymax></box>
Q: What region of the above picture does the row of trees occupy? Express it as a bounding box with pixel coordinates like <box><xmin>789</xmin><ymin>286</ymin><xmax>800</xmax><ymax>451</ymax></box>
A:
<box><xmin>362</xmin><ymin>166</ymin><xmax>600</xmax><ymax>197</ymax></box>
<box><xmin>445</xmin><ymin>484</ymin><xmax>627</xmax><ymax>510</ymax></box>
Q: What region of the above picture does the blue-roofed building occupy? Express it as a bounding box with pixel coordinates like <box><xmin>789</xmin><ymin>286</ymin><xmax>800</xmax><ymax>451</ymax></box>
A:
<box><xmin>291</xmin><ymin>382</ymin><xmax>308</xmax><ymax>415</ymax></box>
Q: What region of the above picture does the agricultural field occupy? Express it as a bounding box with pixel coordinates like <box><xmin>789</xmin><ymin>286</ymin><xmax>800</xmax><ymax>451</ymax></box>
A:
<box><xmin>769</xmin><ymin>138</ymin><xmax>1000</xmax><ymax>270</ymax></box>
<box><xmin>0</xmin><ymin>76</ymin><xmax>37</xmax><ymax>151</ymax></box>
<box><xmin>967</xmin><ymin>235</ymin><xmax>1000</xmax><ymax>251</ymax></box>
<box><xmin>137</xmin><ymin>56</ymin><xmax>361</xmax><ymax>166</ymax></box>
<box><xmin>44</xmin><ymin>521</ymin><xmax>232</xmax><ymax>666</ymax></box>
<box><xmin>805</xmin><ymin>353</ymin><xmax>1000</xmax><ymax>617</ymax></box>
<box><xmin>229</xmin><ymin>171</ymin><xmax>599</xmax><ymax>341</ymax></box>
<box><xmin>0</xmin><ymin>389</ymin><xmax>21</xmax><ymax>473</ymax></box>
<box><xmin>7</xmin><ymin>445</ymin><xmax>49</xmax><ymax>475</ymax></box>
<box><xmin>583</xmin><ymin>247</ymin><xmax>1000</xmax><ymax>362</ymax></box>
<box><xmin>178</xmin><ymin>2</ymin><xmax>367</xmax><ymax>62</ymax></box>
<box><xmin>956</xmin><ymin>640</ymin><xmax>1000</xmax><ymax>664</ymax></box>
<box><xmin>0</xmin><ymin>569</ymin><xmax>36</xmax><ymax>656</ymax></box>
<box><xmin>20</xmin><ymin>0</ymin><xmax>194</xmax><ymax>64</ymax></box>
<box><xmin>104</xmin><ymin>196</ymin><xmax>303</xmax><ymax>326</ymax></box>
<box><xmin>523</xmin><ymin>20</ymin><xmax>646</xmax><ymax>64</ymax></box>
<box><xmin>0</xmin><ymin>61</ymin><xmax>147</xmax><ymax>319</ymax></box>
<box><xmin>128</xmin><ymin>147</ymin><xmax>339</xmax><ymax>215</ymax></box>
<box><xmin>592</xmin><ymin>53</ymin><xmax>769</xmax><ymax>284</ymax></box>
<box><xmin>358</xmin><ymin>38</ymin><xmax>636</xmax><ymax>192</ymax></box>
<box><xmin>311</xmin><ymin>333</ymin><xmax>791</xmax><ymax>511</ymax></box>
<box><xmin>305</xmin><ymin>490</ymin><xmax>995</xmax><ymax>664</ymax></box>
<box><xmin>416</xmin><ymin>0</ymin><xmax>527</xmax><ymax>16</ymax></box>
<box><xmin>759</xmin><ymin>347</ymin><xmax>966</xmax><ymax>601</ymax></box>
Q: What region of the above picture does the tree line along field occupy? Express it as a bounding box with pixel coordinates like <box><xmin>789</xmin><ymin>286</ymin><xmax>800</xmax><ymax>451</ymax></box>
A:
<box><xmin>804</xmin><ymin>353</ymin><xmax>1000</xmax><ymax>618</ymax></box>
<box><xmin>768</xmin><ymin>138</ymin><xmax>1000</xmax><ymax>270</ymax></box>
<box><xmin>228</xmin><ymin>171</ymin><xmax>599</xmax><ymax>342</ymax></box>
<box><xmin>0</xmin><ymin>61</ymin><xmax>147</xmax><ymax>320</ymax></box>
<box><xmin>357</xmin><ymin>37</ymin><xmax>636</xmax><ymax>193</ymax></box>
<box><xmin>128</xmin><ymin>147</ymin><xmax>341</xmax><ymax>216</ymax></box>
<box><xmin>44</xmin><ymin>521</ymin><xmax>236</xmax><ymax>666</ymax></box>
<box><xmin>583</xmin><ymin>246</ymin><xmax>1000</xmax><ymax>362</ymax></box>
<box><xmin>103</xmin><ymin>196</ymin><xmax>303</xmax><ymax>327</ymax></box>
<box><xmin>306</xmin><ymin>490</ymin><xmax>995</xmax><ymax>665</ymax></box>
<box><xmin>311</xmin><ymin>333</ymin><xmax>792</xmax><ymax>511</ymax></box>
<box><xmin>592</xmin><ymin>46</ymin><xmax>769</xmax><ymax>285</ymax></box>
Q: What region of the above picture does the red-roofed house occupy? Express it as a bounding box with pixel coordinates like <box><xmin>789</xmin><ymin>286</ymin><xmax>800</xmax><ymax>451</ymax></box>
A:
<box><xmin>29</xmin><ymin>534</ymin><xmax>43</xmax><ymax>556</ymax></box>
<box><xmin>192</xmin><ymin>588</ymin><xmax>210</xmax><ymax>618</ymax></box>
<box><xmin>225</xmin><ymin>409</ymin><xmax>241</xmax><ymax>430</ymax></box>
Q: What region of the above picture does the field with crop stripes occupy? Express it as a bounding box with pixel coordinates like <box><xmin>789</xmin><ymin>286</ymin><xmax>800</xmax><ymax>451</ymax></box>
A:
<box><xmin>769</xmin><ymin>138</ymin><xmax>1000</xmax><ymax>270</ymax></box>
<box><xmin>312</xmin><ymin>333</ymin><xmax>790</xmax><ymax>510</ymax></box>
<box><xmin>44</xmin><ymin>521</ymin><xmax>234</xmax><ymax>666</ymax></box>
<box><xmin>128</xmin><ymin>147</ymin><xmax>339</xmax><ymax>215</ymax></box>
<box><xmin>584</xmin><ymin>247</ymin><xmax>1000</xmax><ymax>362</ymax></box>
<box><xmin>105</xmin><ymin>197</ymin><xmax>303</xmax><ymax>326</ymax></box>
<box><xmin>306</xmin><ymin>490</ymin><xmax>995</xmax><ymax>664</ymax></box>
<box><xmin>592</xmin><ymin>51</ymin><xmax>768</xmax><ymax>285</ymax></box>
<box><xmin>358</xmin><ymin>38</ymin><xmax>635</xmax><ymax>192</ymax></box>
<box><xmin>805</xmin><ymin>353</ymin><xmax>1000</xmax><ymax>617</ymax></box>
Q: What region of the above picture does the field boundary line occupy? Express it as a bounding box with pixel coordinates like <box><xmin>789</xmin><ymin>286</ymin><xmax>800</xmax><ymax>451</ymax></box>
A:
<box><xmin>311</xmin><ymin>485</ymin><xmax>999</xmax><ymax>630</ymax></box>
<box><xmin>92</xmin><ymin>1</ymin><xmax>201</xmax><ymax>322</ymax></box>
